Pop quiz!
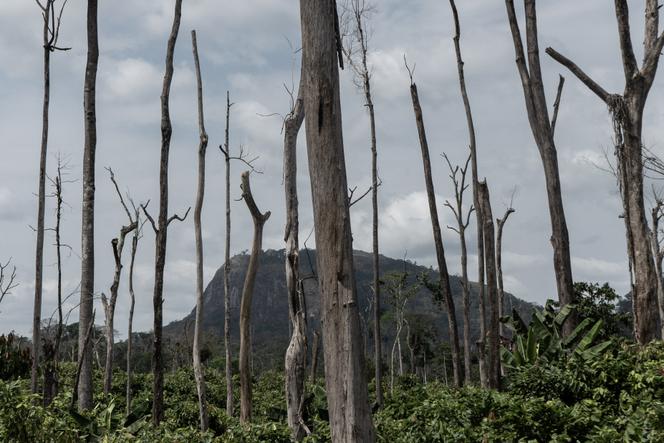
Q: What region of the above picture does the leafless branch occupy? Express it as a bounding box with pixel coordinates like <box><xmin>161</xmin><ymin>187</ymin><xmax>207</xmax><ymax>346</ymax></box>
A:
<box><xmin>0</xmin><ymin>259</ymin><xmax>18</xmax><ymax>305</ymax></box>
<box><xmin>167</xmin><ymin>207</ymin><xmax>191</xmax><ymax>226</ymax></box>
<box><xmin>550</xmin><ymin>75</ymin><xmax>565</xmax><ymax>137</ymax></box>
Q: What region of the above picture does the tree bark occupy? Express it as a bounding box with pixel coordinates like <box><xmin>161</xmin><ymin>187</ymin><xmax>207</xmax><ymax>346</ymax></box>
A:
<box><xmin>496</xmin><ymin>207</ymin><xmax>515</xmax><ymax>339</ymax></box>
<box><xmin>650</xmin><ymin>201</ymin><xmax>664</xmax><ymax>338</ymax></box>
<box><xmin>478</xmin><ymin>181</ymin><xmax>500</xmax><ymax>389</ymax></box>
<box><xmin>239</xmin><ymin>171</ymin><xmax>270</xmax><ymax>424</ymax></box>
<box><xmin>408</xmin><ymin>79</ymin><xmax>462</xmax><ymax>388</ymax></box>
<box><xmin>222</xmin><ymin>91</ymin><xmax>234</xmax><ymax>417</ymax></box>
<box><xmin>191</xmin><ymin>29</ymin><xmax>209</xmax><ymax>432</ymax></box>
<box><xmin>126</xmin><ymin>211</ymin><xmax>139</xmax><ymax>416</ymax></box>
<box><xmin>284</xmin><ymin>78</ymin><xmax>308</xmax><ymax>441</ymax></box>
<box><xmin>545</xmin><ymin>0</ymin><xmax>664</xmax><ymax>343</ymax></box>
<box><xmin>299</xmin><ymin>1</ymin><xmax>376</xmax><ymax>440</ymax></box>
<box><xmin>504</xmin><ymin>0</ymin><xmax>577</xmax><ymax>337</ymax></box>
<box><xmin>310</xmin><ymin>329</ymin><xmax>320</xmax><ymax>383</ymax></box>
<box><xmin>78</xmin><ymin>0</ymin><xmax>98</xmax><ymax>411</ymax></box>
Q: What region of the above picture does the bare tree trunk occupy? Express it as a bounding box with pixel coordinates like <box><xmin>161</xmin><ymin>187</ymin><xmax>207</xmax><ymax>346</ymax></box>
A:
<box><xmin>650</xmin><ymin>199</ymin><xmax>664</xmax><ymax>338</ymax></box>
<box><xmin>449</xmin><ymin>0</ymin><xmax>486</xmax><ymax>387</ymax></box>
<box><xmin>478</xmin><ymin>182</ymin><xmax>500</xmax><ymax>390</ymax></box>
<box><xmin>407</xmin><ymin>75</ymin><xmax>462</xmax><ymax>388</ymax></box>
<box><xmin>239</xmin><ymin>172</ymin><xmax>270</xmax><ymax>424</ymax></box>
<box><xmin>191</xmin><ymin>30</ymin><xmax>209</xmax><ymax>432</ymax></box>
<box><xmin>310</xmin><ymin>329</ymin><xmax>320</xmax><ymax>383</ymax></box>
<box><xmin>284</xmin><ymin>78</ymin><xmax>308</xmax><ymax>441</ymax></box>
<box><xmin>78</xmin><ymin>0</ymin><xmax>98</xmax><ymax>411</ymax></box>
<box><xmin>222</xmin><ymin>91</ymin><xmax>234</xmax><ymax>417</ymax></box>
<box><xmin>72</xmin><ymin>311</ymin><xmax>94</xmax><ymax>410</ymax></box>
<box><xmin>546</xmin><ymin>0</ymin><xmax>664</xmax><ymax>343</ymax></box>
<box><xmin>299</xmin><ymin>1</ymin><xmax>376</xmax><ymax>440</ymax></box>
<box><xmin>496</xmin><ymin>206</ymin><xmax>515</xmax><ymax>339</ymax></box>
<box><xmin>504</xmin><ymin>0</ymin><xmax>577</xmax><ymax>337</ymax></box>
<box><xmin>126</xmin><ymin>212</ymin><xmax>139</xmax><ymax>416</ymax></box>
<box><xmin>143</xmin><ymin>0</ymin><xmax>186</xmax><ymax>425</ymax></box>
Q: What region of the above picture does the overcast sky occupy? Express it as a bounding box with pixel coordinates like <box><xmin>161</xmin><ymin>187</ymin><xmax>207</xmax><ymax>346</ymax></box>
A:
<box><xmin>1</xmin><ymin>1</ymin><xmax>662</xmax><ymax>338</ymax></box>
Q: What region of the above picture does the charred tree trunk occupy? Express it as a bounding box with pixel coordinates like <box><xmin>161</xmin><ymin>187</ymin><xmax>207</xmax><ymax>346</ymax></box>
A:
<box><xmin>504</xmin><ymin>0</ymin><xmax>577</xmax><ymax>337</ymax></box>
<box><xmin>191</xmin><ymin>30</ymin><xmax>209</xmax><ymax>432</ymax></box>
<box><xmin>299</xmin><ymin>0</ymin><xmax>376</xmax><ymax>440</ymax></box>
<box><xmin>222</xmin><ymin>92</ymin><xmax>234</xmax><ymax>417</ymax></box>
<box><xmin>478</xmin><ymin>182</ymin><xmax>500</xmax><ymax>389</ymax></box>
<box><xmin>408</xmin><ymin>75</ymin><xmax>462</xmax><ymax>388</ymax></box>
<box><xmin>78</xmin><ymin>0</ymin><xmax>99</xmax><ymax>411</ymax></box>
<box><xmin>284</xmin><ymin>79</ymin><xmax>308</xmax><ymax>440</ymax></box>
<box><xmin>546</xmin><ymin>0</ymin><xmax>664</xmax><ymax>343</ymax></box>
<box><xmin>239</xmin><ymin>172</ymin><xmax>270</xmax><ymax>424</ymax></box>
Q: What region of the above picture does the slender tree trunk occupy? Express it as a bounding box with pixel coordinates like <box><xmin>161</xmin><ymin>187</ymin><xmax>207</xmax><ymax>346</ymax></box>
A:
<box><xmin>478</xmin><ymin>182</ymin><xmax>500</xmax><ymax>389</ymax></box>
<box><xmin>496</xmin><ymin>207</ymin><xmax>515</xmax><ymax>339</ymax></box>
<box><xmin>191</xmin><ymin>30</ymin><xmax>209</xmax><ymax>432</ymax></box>
<box><xmin>505</xmin><ymin>0</ymin><xmax>577</xmax><ymax>337</ymax></box>
<box><xmin>299</xmin><ymin>1</ymin><xmax>375</xmax><ymax>439</ymax></box>
<box><xmin>310</xmin><ymin>329</ymin><xmax>320</xmax><ymax>383</ymax></box>
<box><xmin>222</xmin><ymin>91</ymin><xmax>234</xmax><ymax>417</ymax></box>
<box><xmin>651</xmin><ymin>203</ymin><xmax>664</xmax><ymax>338</ymax></box>
<box><xmin>284</xmin><ymin>79</ymin><xmax>308</xmax><ymax>441</ymax></box>
<box><xmin>149</xmin><ymin>0</ymin><xmax>183</xmax><ymax>424</ymax></box>
<box><xmin>78</xmin><ymin>0</ymin><xmax>99</xmax><ymax>411</ymax></box>
<box><xmin>408</xmin><ymin>78</ymin><xmax>462</xmax><ymax>388</ymax></box>
<box><xmin>239</xmin><ymin>172</ymin><xmax>270</xmax><ymax>424</ymax></box>
<box><xmin>126</xmin><ymin>217</ymin><xmax>138</xmax><ymax>416</ymax></box>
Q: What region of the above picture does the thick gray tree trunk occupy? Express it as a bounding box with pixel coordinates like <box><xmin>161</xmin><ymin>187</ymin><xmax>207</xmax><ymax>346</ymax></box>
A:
<box><xmin>191</xmin><ymin>29</ymin><xmax>209</xmax><ymax>432</ymax></box>
<box><xmin>408</xmin><ymin>77</ymin><xmax>462</xmax><ymax>388</ymax></box>
<box><xmin>299</xmin><ymin>1</ymin><xmax>376</xmax><ymax>440</ymax></box>
<box><xmin>505</xmin><ymin>0</ymin><xmax>577</xmax><ymax>337</ymax></box>
<box><xmin>239</xmin><ymin>171</ymin><xmax>270</xmax><ymax>424</ymax></box>
<box><xmin>546</xmin><ymin>0</ymin><xmax>664</xmax><ymax>344</ymax></box>
<box><xmin>78</xmin><ymin>0</ymin><xmax>99</xmax><ymax>411</ymax></box>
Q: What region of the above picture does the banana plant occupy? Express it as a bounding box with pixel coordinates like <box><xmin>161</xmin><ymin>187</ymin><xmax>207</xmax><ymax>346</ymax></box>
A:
<box><xmin>501</xmin><ymin>300</ymin><xmax>612</xmax><ymax>369</ymax></box>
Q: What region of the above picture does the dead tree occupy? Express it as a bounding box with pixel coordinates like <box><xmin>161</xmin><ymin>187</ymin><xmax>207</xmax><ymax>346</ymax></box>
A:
<box><xmin>546</xmin><ymin>0</ymin><xmax>664</xmax><ymax>344</ymax></box>
<box><xmin>191</xmin><ymin>29</ymin><xmax>209</xmax><ymax>432</ymax></box>
<box><xmin>0</xmin><ymin>260</ymin><xmax>17</xmax><ymax>307</ymax></box>
<box><xmin>478</xmin><ymin>181</ymin><xmax>500</xmax><ymax>389</ymax></box>
<box><xmin>283</xmin><ymin>78</ymin><xmax>308</xmax><ymax>440</ymax></box>
<box><xmin>299</xmin><ymin>0</ymin><xmax>376</xmax><ymax>440</ymax></box>
<box><xmin>141</xmin><ymin>0</ymin><xmax>189</xmax><ymax>425</ymax></box>
<box><xmin>406</xmin><ymin>63</ymin><xmax>462</xmax><ymax>388</ymax></box>
<box><xmin>71</xmin><ymin>310</ymin><xmax>95</xmax><ymax>410</ymax></box>
<box><xmin>504</xmin><ymin>0</ymin><xmax>577</xmax><ymax>337</ymax></box>
<box><xmin>442</xmin><ymin>153</ymin><xmax>474</xmax><ymax>385</ymax></box>
<box><xmin>126</xmin><ymin>203</ymin><xmax>141</xmax><ymax>416</ymax></box>
<box><xmin>238</xmin><ymin>171</ymin><xmax>270</xmax><ymax>423</ymax></box>
<box><xmin>78</xmin><ymin>0</ymin><xmax>98</xmax><ymax>411</ymax></box>
<box><xmin>101</xmin><ymin>169</ymin><xmax>137</xmax><ymax>396</ymax></box>
<box><xmin>449</xmin><ymin>0</ymin><xmax>487</xmax><ymax>387</ymax></box>
<box><xmin>650</xmin><ymin>193</ymin><xmax>664</xmax><ymax>338</ymax></box>
<box><xmin>32</xmin><ymin>0</ymin><xmax>69</xmax><ymax>396</ymax></box>
<box><xmin>496</xmin><ymin>197</ymin><xmax>515</xmax><ymax>339</ymax></box>
<box><xmin>341</xmin><ymin>0</ymin><xmax>383</xmax><ymax>407</ymax></box>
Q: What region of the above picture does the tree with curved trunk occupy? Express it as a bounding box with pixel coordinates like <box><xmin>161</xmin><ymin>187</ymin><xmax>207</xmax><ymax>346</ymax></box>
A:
<box><xmin>448</xmin><ymin>0</ymin><xmax>487</xmax><ymax>387</ymax></box>
<box><xmin>102</xmin><ymin>168</ymin><xmax>137</xmax><ymax>396</ymax></box>
<box><xmin>140</xmin><ymin>0</ymin><xmax>190</xmax><ymax>424</ymax></box>
<box><xmin>191</xmin><ymin>29</ymin><xmax>209</xmax><ymax>431</ymax></box>
<box><xmin>504</xmin><ymin>0</ymin><xmax>577</xmax><ymax>337</ymax></box>
<box><xmin>32</xmin><ymin>0</ymin><xmax>69</xmax><ymax>397</ymax></box>
<box><xmin>497</xmin><ymin>202</ymin><xmax>515</xmax><ymax>340</ymax></box>
<box><xmin>78</xmin><ymin>0</ymin><xmax>98</xmax><ymax>411</ymax></box>
<box><xmin>442</xmin><ymin>152</ymin><xmax>474</xmax><ymax>385</ymax></box>
<box><xmin>238</xmin><ymin>171</ymin><xmax>270</xmax><ymax>423</ymax></box>
<box><xmin>546</xmin><ymin>0</ymin><xmax>664</xmax><ymax>344</ymax></box>
<box><xmin>406</xmin><ymin>64</ymin><xmax>462</xmax><ymax>388</ymax></box>
<box><xmin>299</xmin><ymin>0</ymin><xmax>376</xmax><ymax>439</ymax></box>
<box><xmin>478</xmin><ymin>181</ymin><xmax>500</xmax><ymax>389</ymax></box>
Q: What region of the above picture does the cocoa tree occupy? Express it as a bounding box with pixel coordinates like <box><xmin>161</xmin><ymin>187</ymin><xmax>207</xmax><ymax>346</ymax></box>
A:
<box><xmin>546</xmin><ymin>0</ymin><xmax>664</xmax><ymax>343</ymax></box>
<box><xmin>299</xmin><ymin>0</ymin><xmax>376</xmax><ymax>439</ymax></box>
<box><xmin>238</xmin><ymin>171</ymin><xmax>270</xmax><ymax>423</ymax></box>
<box><xmin>442</xmin><ymin>152</ymin><xmax>474</xmax><ymax>385</ymax></box>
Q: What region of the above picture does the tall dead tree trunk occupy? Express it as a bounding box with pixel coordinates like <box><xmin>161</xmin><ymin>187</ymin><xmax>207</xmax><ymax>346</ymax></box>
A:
<box><xmin>546</xmin><ymin>0</ymin><xmax>664</xmax><ymax>344</ymax></box>
<box><xmin>504</xmin><ymin>0</ymin><xmax>577</xmax><ymax>337</ymax></box>
<box><xmin>191</xmin><ymin>30</ymin><xmax>209</xmax><ymax>432</ymax></box>
<box><xmin>126</xmin><ymin>207</ymin><xmax>140</xmax><ymax>416</ymax></box>
<box><xmin>102</xmin><ymin>169</ymin><xmax>137</xmax><ymax>396</ymax></box>
<box><xmin>478</xmin><ymin>181</ymin><xmax>500</xmax><ymax>389</ymax></box>
<box><xmin>407</xmin><ymin>69</ymin><xmax>462</xmax><ymax>388</ymax></box>
<box><xmin>299</xmin><ymin>0</ymin><xmax>376</xmax><ymax>440</ymax></box>
<box><xmin>141</xmin><ymin>0</ymin><xmax>188</xmax><ymax>425</ymax></box>
<box><xmin>342</xmin><ymin>0</ymin><xmax>383</xmax><ymax>407</ymax></box>
<box><xmin>284</xmin><ymin>79</ymin><xmax>308</xmax><ymax>440</ymax></box>
<box><xmin>449</xmin><ymin>0</ymin><xmax>486</xmax><ymax>386</ymax></box>
<box><xmin>78</xmin><ymin>0</ymin><xmax>98</xmax><ymax>411</ymax></box>
<box><xmin>496</xmin><ymin>204</ymin><xmax>515</xmax><ymax>339</ymax></box>
<box><xmin>238</xmin><ymin>171</ymin><xmax>270</xmax><ymax>424</ymax></box>
<box><xmin>442</xmin><ymin>153</ymin><xmax>474</xmax><ymax>385</ymax></box>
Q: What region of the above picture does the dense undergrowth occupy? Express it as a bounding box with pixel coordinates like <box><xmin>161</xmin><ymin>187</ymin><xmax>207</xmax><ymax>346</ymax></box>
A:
<box><xmin>1</xmin><ymin>339</ymin><xmax>664</xmax><ymax>442</ymax></box>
